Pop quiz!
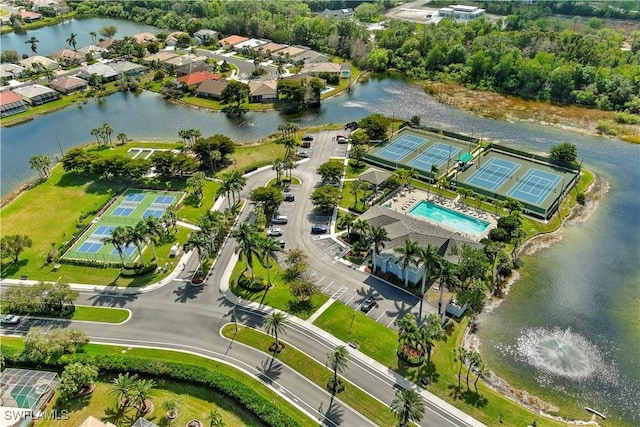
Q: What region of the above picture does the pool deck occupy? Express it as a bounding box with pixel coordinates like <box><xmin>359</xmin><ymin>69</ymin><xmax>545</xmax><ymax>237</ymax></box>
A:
<box><xmin>382</xmin><ymin>188</ymin><xmax>497</xmax><ymax>241</ymax></box>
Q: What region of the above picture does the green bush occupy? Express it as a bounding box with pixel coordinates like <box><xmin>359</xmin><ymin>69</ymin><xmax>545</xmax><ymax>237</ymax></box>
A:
<box><xmin>613</xmin><ymin>112</ymin><xmax>640</xmax><ymax>125</ymax></box>
<box><xmin>1</xmin><ymin>349</ymin><xmax>298</xmax><ymax>427</ymax></box>
<box><xmin>238</xmin><ymin>273</ymin><xmax>268</xmax><ymax>291</ymax></box>
<box><xmin>120</xmin><ymin>263</ymin><xmax>157</xmax><ymax>277</ymax></box>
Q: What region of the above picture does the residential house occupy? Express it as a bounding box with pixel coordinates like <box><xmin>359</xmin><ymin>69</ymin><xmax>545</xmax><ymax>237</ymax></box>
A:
<box><xmin>218</xmin><ymin>35</ymin><xmax>248</xmax><ymax>50</ymax></box>
<box><xmin>108</xmin><ymin>60</ymin><xmax>148</xmax><ymax>77</ymax></box>
<box><xmin>13</xmin><ymin>84</ymin><xmax>60</xmax><ymax>105</ymax></box>
<box><xmin>359</xmin><ymin>205</ymin><xmax>483</xmax><ymax>286</ymax></box>
<box><xmin>131</xmin><ymin>32</ymin><xmax>158</xmax><ymax>44</ymax></box>
<box><xmin>300</xmin><ymin>62</ymin><xmax>342</xmax><ymax>76</ymax></box>
<box><xmin>142</xmin><ymin>51</ymin><xmax>179</xmax><ymax>66</ymax></box>
<box><xmin>274</xmin><ymin>46</ymin><xmax>308</xmax><ymax>63</ymax></box>
<box><xmin>196</xmin><ymin>78</ymin><xmax>229</xmax><ymax>99</ymax></box>
<box><xmin>0</xmin><ymin>91</ymin><xmax>28</xmax><ymax>117</ymax></box>
<box><xmin>438</xmin><ymin>5</ymin><xmax>485</xmax><ymax>19</ymax></box>
<box><xmin>176</xmin><ymin>60</ymin><xmax>210</xmax><ymax>77</ymax></box>
<box><xmin>97</xmin><ymin>39</ymin><xmax>115</xmax><ymax>49</ymax></box>
<box><xmin>177</xmin><ymin>71</ymin><xmax>220</xmax><ymax>87</ymax></box>
<box><xmin>49</xmin><ymin>75</ymin><xmax>88</xmax><ymax>94</ymax></box>
<box><xmin>249</xmin><ymin>79</ymin><xmax>278</xmax><ymax>103</ymax></box>
<box><xmin>76</xmin><ymin>63</ymin><xmax>118</xmax><ymax>82</ymax></box>
<box><xmin>165</xmin><ymin>31</ymin><xmax>189</xmax><ymax>47</ymax></box>
<box><xmin>253</xmin><ymin>42</ymin><xmax>287</xmax><ymax>58</ymax></box>
<box><xmin>290</xmin><ymin>49</ymin><xmax>330</xmax><ymax>65</ymax></box>
<box><xmin>340</xmin><ymin>63</ymin><xmax>352</xmax><ymax>78</ymax></box>
<box><xmin>194</xmin><ymin>29</ymin><xmax>218</xmax><ymax>45</ymax></box>
<box><xmin>319</xmin><ymin>8</ymin><xmax>353</xmax><ymax>19</ymax></box>
<box><xmin>19</xmin><ymin>11</ymin><xmax>43</xmax><ymax>22</ymax></box>
<box><xmin>33</xmin><ymin>0</ymin><xmax>61</xmax><ymax>12</ymax></box>
<box><xmin>77</xmin><ymin>44</ymin><xmax>105</xmax><ymax>60</ymax></box>
<box><xmin>233</xmin><ymin>38</ymin><xmax>268</xmax><ymax>51</ymax></box>
<box><xmin>49</xmin><ymin>49</ymin><xmax>85</xmax><ymax>66</ymax></box>
<box><xmin>20</xmin><ymin>56</ymin><xmax>60</xmax><ymax>72</ymax></box>
<box><xmin>0</xmin><ymin>63</ymin><xmax>26</xmax><ymax>80</ymax></box>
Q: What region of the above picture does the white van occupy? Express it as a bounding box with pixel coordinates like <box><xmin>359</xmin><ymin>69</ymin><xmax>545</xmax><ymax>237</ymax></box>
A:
<box><xmin>271</xmin><ymin>215</ymin><xmax>288</xmax><ymax>224</ymax></box>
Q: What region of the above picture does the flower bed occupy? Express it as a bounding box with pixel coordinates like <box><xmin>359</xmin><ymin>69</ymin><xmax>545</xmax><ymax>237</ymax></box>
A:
<box><xmin>397</xmin><ymin>344</ymin><xmax>424</xmax><ymax>366</ymax></box>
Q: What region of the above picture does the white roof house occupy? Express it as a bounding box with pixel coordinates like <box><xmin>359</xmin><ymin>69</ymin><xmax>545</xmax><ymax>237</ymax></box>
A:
<box><xmin>77</xmin><ymin>63</ymin><xmax>118</xmax><ymax>81</ymax></box>
<box><xmin>0</xmin><ymin>63</ymin><xmax>26</xmax><ymax>79</ymax></box>
<box><xmin>438</xmin><ymin>4</ymin><xmax>485</xmax><ymax>19</ymax></box>
<box><xmin>233</xmin><ymin>38</ymin><xmax>268</xmax><ymax>50</ymax></box>
<box><xmin>20</xmin><ymin>56</ymin><xmax>60</xmax><ymax>71</ymax></box>
<box><xmin>13</xmin><ymin>84</ymin><xmax>60</xmax><ymax>105</ymax></box>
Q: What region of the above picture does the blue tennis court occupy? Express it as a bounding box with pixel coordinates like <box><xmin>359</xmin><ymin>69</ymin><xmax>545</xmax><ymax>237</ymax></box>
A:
<box><xmin>376</xmin><ymin>134</ymin><xmax>428</xmax><ymax>162</ymax></box>
<box><xmin>112</xmin><ymin>245</ymin><xmax>136</xmax><ymax>257</ymax></box>
<box><xmin>465</xmin><ymin>158</ymin><xmax>521</xmax><ymax>191</ymax></box>
<box><xmin>408</xmin><ymin>142</ymin><xmax>460</xmax><ymax>170</ymax></box>
<box><xmin>507</xmin><ymin>168</ymin><xmax>562</xmax><ymax>206</ymax></box>
<box><xmin>143</xmin><ymin>209</ymin><xmax>164</xmax><ymax>218</ymax></box>
<box><xmin>94</xmin><ymin>225</ymin><xmax>116</xmax><ymax>236</ymax></box>
<box><xmin>112</xmin><ymin>206</ymin><xmax>134</xmax><ymax>217</ymax></box>
<box><xmin>78</xmin><ymin>241</ymin><xmax>103</xmax><ymax>253</ymax></box>
<box><xmin>154</xmin><ymin>195</ymin><xmax>175</xmax><ymax>205</ymax></box>
<box><xmin>126</xmin><ymin>193</ymin><xmax>146</xmax><ymax>202</ymax></box>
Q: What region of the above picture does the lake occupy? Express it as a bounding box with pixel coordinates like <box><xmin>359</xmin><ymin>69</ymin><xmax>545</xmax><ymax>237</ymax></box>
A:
<box><xmin>1</xmin><ymin>19</ymin><xmax>638</xmax><ymax>425</ymax></box>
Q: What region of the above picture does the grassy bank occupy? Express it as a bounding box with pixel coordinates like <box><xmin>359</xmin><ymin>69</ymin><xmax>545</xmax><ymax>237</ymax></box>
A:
<box><xmin>313</xmin><ymin>303</ymin><xmax>572</xmax><ymax>427</ymax></box>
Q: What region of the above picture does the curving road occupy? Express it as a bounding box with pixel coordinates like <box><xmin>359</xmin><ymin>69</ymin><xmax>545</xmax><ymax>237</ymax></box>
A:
<box><xmin>1</xmin><ymin>129</ymin><xmax>483</xmax><ymax>426</ymax></box>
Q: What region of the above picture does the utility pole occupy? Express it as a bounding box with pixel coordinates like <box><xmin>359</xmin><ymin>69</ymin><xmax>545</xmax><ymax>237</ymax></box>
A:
<box><xmin>56</xmin><ymin>134</ymin><xmax>64</xmax><ymax>158</ymax></box>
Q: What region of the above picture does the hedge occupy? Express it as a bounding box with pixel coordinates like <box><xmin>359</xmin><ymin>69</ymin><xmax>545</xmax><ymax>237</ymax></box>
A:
<box><xmin>1</xmin><ymin>348</ymin><xmax>299</xmax><ymax>427</ymax></box>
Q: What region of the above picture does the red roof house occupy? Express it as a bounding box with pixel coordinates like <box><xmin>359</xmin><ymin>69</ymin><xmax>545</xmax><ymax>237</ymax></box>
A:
<box><xmin>177</xmin><ymin>71</ymin><xmax>220</xmax><ymax>87</ymax></box>
<box><xmin>218</xmin><ymin>35</ymin><xmax>249</xmax><ymax>49</ymax></box>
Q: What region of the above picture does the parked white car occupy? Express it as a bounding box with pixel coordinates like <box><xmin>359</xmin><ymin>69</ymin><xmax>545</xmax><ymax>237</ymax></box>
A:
<box><xmin>267</xmin><ymin>228</ymin><xmax>283</xmax><ymax>237</ymax></box>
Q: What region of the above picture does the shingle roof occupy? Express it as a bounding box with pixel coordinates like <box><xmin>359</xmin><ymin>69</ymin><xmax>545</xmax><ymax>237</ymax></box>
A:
<box><xmin>219</xmin><ymin>35</ymin><xmax>249</xmax><ymax>46</ymax></box>
<box><xmin>196</xmin><ymin>79</ymin><xmax>229</xmax><ymax>95</ymax></box>
<box><xmin>49</xmin><ymin>76</ymin><xmax>87</xmax><ymax>91</ymax></box>
<box><xmin>300</xmin><ymin>62</ymin><xmax>341</xmax><ymax>74</ymax></box>
<box><xmin>358</xmin><ymin>168</ymin><xmax>392</xmax><ymax>186</ymax></box>
<box><xmin>0</xmin><ymin>91</ymin><xmax>25</xmax><ymax>106</ymax></box>
<box><xmin>255</xmin><ymin>42</ymin><xmax>287</xmax><ymax>54</ymax></box>
<box><xmin>249</xmin><ymin>80</ymin><xmax>278</xmax><ymax>96</ymax></box>
<box><xmin>13</xmin><ymin>84</ymin><xmax>59</xmax><ymax>98</ymax></box>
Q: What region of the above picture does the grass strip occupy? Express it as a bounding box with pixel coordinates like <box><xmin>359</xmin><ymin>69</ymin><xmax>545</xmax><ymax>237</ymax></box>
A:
<box><xmin>221</xmin><ymin>324</ymin><xmax>397</xmax><ymax>427</ymax></box>
<box><xmin>70</xmin><ymin>305</ymin><xmax>130</xmax><ymax>323</ymax></box>
<box><xmin>0</xmin><ymin>337</ymin><xmax>314</xmax><ymax>427</ymax></box>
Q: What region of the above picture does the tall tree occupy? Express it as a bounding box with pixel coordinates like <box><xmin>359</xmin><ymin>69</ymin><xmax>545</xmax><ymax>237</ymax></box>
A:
<box><xmin>453</xmin><ymin>347</ymin><xmax>468</xmax><ymax>389</ymax></box>
<box><xmin>25</xmin><ymin>36</ymin><xmax>39</xmax><ymax>55</ymax></box>
<box><xmin>187</xmin><ymin>171</ymin><xmax>207</xmax><ymax>202</ymax></box>
<box><xmin>29</xmin><ymin>155</ymin><xmax>52</xmax><ymax>180</ymax></box>
<box><xmin>395</xmin><ymin>239</ymin><xmax>419</xmax><ymax>288</ymax></box>
<box><xmin>437</xmin><ymin>261</ymin><xmax>458</xmax><ymax>319</ymax></box>
<box><xmin>220</xmin><ymin>80</ymin><xmax>250</xmax><ymax>114</ymax></box>
<box><xmin>396</xmin><ymin>313</ymin><xmax>420</xmax><ymax>350</ymax></box>
<box><xmin>100</xmin><ymin>227</ymin><xmax>128</xmax><ymax>267</ymax></box>
<box><xmin>110</xmin><ymin>372</ymin><xmax>138</xmax><ymax>407</ymax></box>
<box><xmin>233</xmin><ymin>223</ymin><xmax>259</xmax><ymax>279</ymax></box>
<box><xmin>417</xmin><ymin>244</ymin><xmax>441</xmax><ymax>296</ymax></box>
<box><xmin>66</xmin><ymin>33</ymin><xmax>78</xmax><ymax>51</ymax></box>
<box><xmin>126</xmin><ymin>223</ymin><xmax>147</xmax><ymax>266</ymax></box>
<box><xmin>326</xmin><ymin>345</ymin><xmax>350</xmax><ymax>394</ymax></box>
<box><xmin>368</xmin><ymin>226</ymin><xmax>389</xmax><ymax>274</ymax></box>
<box><xmin>390</xmin><ymin>389</ymin><xmax>425</xmax><ymax>427</ymax></box>
<box><xmin>337</xmin><ymin>212</ymin><xmax>357</xmax><ymax>235</ymax></box>
<box><xmin>350</xmin><ymin>179</ymin><xmax>365</xmax><ymax>209</ymax></box>
<box><xmin>264</xmin><ymin>311</ymin><xmax>288</xmax><ymax>352</ymax></box>
<box><xmin>419</xmin><ymin>314</ymin><xmax>445</xmax><ymax>364</ymax></box>
<box><xmin>185</xmin><ymin>231</ymin><xmax>212</xmax><ymax>273</ymax></box>
<box><xmin>256</xmin><ymin>235</ymin><xmax>282</xmax><ymax>286</ymax></box>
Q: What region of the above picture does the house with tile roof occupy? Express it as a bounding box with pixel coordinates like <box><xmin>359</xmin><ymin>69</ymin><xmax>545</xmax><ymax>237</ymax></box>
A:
<box><xmin>97</xmin><ymin>39</ymin><xmax>115</xmax><ymax>49</ymax></box>
<box><xmin>109</xmin><ymin>61</ymin><xmax>148</xmax><ymax>77</ymax></box>
<box><xmin>19</xmin><ymin>10</ymin><xmax>43</xmax><ymax>22</ymax></box>
<box><xmin>300</xmin><ymin>62</ymin><xmax>342</xmax><ymax>75</ymax></box>
<box><xmin>178</xmin><ymin>71</ymin><xmax>220</xmax><ymax>87</ymax></box>
<box><xmin>0</xmin><ymin>63</ymin><xmax>26</xmax><ymax>80</ymax></box>
<box><xmin>290</xmin><ymin>49</ymin><xmax>330</xmax><ymax>65</ymax></box>
<box><xmin>131</xmin><ymin>32</ymin><xmax>158</xmax><ymax>44</ymax></box>
<box><xmin>76</xmin><ymin>63</ymin><xmax>118</xmax><ymax>82</ymax></box>
<box><xmin>49</xmin><ymin>49</ymin><xmax>85</xmax><ymax>66</ymax></box>
<box><xmin>77</xmin><ymin>44</ymin><xmax>105</xmax><ymax>59</ymax></box>
<box><xmin>358</xmin><ymin>205</ymin><xmax>482</xmax><ymax>286</ymax></box>
<box><xmin>20</xmin><ymin>56</ymin><xmax>60</xmax><ymax>71</ymax></box>
<box><xmin>274</xmin><ymin>46</ymin><xmax>309</xmax><ymax>62</ymax></box>
<box><xmin>49</xmin><ymin>76</ymin><xmax>88</xmax><ymax>94</ymax></box>
<box><xmin>254</xmin><ymin>42</ymin><xmax>287</xmax><ymax>58</ymax></box>
<box><xmin>218</xmin><ymin>35</ymin><xmax>249</xmax><ymax>50</ymax></box>
<box><xmin>142</xmin><ymin>51</ymin><xmax>179</xmax><ymax>66</ymax></box>
<box><xmin>13</xmin><ymin>84</ymin><xmax>60</xmax><ymax>105</ymax></box>
<box><xmin>196</xmin><ymin>79</ymin><xmax>229</xmax><ymax>99</ymax></box>
<box><xmin>249</xmin><ymin>79</ymin><xmax>278</xmax><ymax>102</ymax></box>
<box><xmin>176</xmin><ymin>61</ymin><xmax>211</xmax><ymax>77</ymax></box>
<box><xmin>0</xmin><ymin>91</ymin><xmax>28</xmax><ymax>117</ymax></box>
<box><xmin>194</xmin><ymin>29</ymin><xmax>218</xmax><ymax>44</ymax></box>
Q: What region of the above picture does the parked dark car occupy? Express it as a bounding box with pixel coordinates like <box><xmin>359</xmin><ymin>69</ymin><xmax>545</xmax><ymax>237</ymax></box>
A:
<box><xmin>284</xmin><ymin>194</ymin><xmax>295</xmax><ymax>202</ymax></box>
<box><xmin>360</xmin><ymin>297</ymin><xmax>377</xmax><ymax>313</ymax></box>
<box><xmin>311</xmin><ymin>225</ymin><xmax>328</xmax><ymax>234</ymax></box>
<box><xmin>302</xmin><ymin>135</ymin><xmax>314</xmax><ymax>141</ymax></box>
<box><xmin>301</xmin><ymin>141</ymin><xmax>311</xmax><ymax>148</ymax></box>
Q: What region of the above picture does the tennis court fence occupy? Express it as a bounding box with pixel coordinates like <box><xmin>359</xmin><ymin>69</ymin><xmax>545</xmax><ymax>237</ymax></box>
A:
<box><xmin>488</xmin><ymin>144</ymin><xmax>580</xmax><ymax>172</ymax></box>
<box><xmin>363</xmin><ymin>153</ymin><xmax>437</xmax><ymax>182</ymax></box>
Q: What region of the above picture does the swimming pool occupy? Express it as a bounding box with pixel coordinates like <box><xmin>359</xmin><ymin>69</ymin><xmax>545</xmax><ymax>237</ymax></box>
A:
<box><xmin>408</xmin><ymin>201</ymin><xmax>490</xmax><ymax>236</ymax></box>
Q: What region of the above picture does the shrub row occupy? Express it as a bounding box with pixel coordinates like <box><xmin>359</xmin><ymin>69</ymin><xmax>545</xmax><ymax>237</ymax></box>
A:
<box><xmin>238</xmin><ymin>274</ymin><xmax>268</xmax><ymax>291</ymax></box>
<box><xmin>58</xmin><ymin>257</ymin><xmax>121</xmax><ymax>269</ymax></box>
<box><xmin>1</xmin><ymin>348</ymin><xmax>299</xmax><ymax>427</ymax></box>
<box><xmin>120</xmin><ymin>262</ymin><xmax>157</xmax><ymax>277</ymax></box>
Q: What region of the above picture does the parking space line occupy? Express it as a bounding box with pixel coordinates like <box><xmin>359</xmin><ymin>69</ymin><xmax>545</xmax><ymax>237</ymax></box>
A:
<box><xmin>376</xmin><ymin>309</ymin><xmax>388</xmax><ymax>322</ymax></box>
<box><xmin>309</xmin><ymin>271</ymin><xmax>317</xmax><ymax>278</ymax></box>
<box><xmin>345</xmin><ymin>293</ymin><xmax>357</xmax><ymax>305</ymax></box>
<box><xmin>387</xmin><ymin>314</ymin><xmax>399</xmax><ymax>327</ymax></box>
<box><xmin>322</xmin><ymin>281</ymin><xmax>334</xmax><ymax>293</ymax></box>
<box><xmin>316</xmin><ymin>276</ymin><xmax>325</xmax><ymax>285</ymax></box>
<box><xmin>331</xmin><ymin>286</ymin><xmax>348</xmax><ymax>300</ymax></box>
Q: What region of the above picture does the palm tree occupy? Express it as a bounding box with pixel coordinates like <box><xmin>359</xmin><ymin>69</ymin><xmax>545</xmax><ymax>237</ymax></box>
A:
<box><xmin>229</xmin><ymin>169</ymin><xmax>247</xmax><ymax>203</ymax></box>
<box><xmin>101</xmin><ymin>123</ymin><xmax>114</xmax><ymax>146</ymax></box>
<box><xmin>282</xmin><ymin>136</ymin><xmax>298</xmax><ymax>158</ymax></box>
<box><xmin>210</xmin><ymin>149</ymin><xmax>221</xmax><ymax>171</ymax></box>
<box><xmin>218</xmin><ymin>171</ymin><xmax>235</xmax><ymax>209</ymax></box>
<box><xmin>233</xmin><ymin>223</ymin><xmax>259</xmax><ymax>279</ymax></box>
<box><xmin>264</xmin><ymin>311</ymin><xmax>288</xmax><ymax>352</ymax></box>
<box><xmin>29</xmin><ymin>155</ymin><xmax>52</xmax><ymax>180</ymax></box>
<box><xmin>465</xmin><ymin>351</ymin><xmax>481</xmax><ymax>390</ymax></box>
<box><xmin>473</xmin><ymin>359</ymin><xmax>490</xmax><ymax>394</ymax></box>
<box><xmin>109</xmin><ymin>372</ymin><xmax>138</xmax><ymax>407</ymax></box>
<box><xmin>162</xmin><ymin>205</ymin><xmax>178</xmax><ymax>233</ymax></box>
<box><xmin>430</xmin><ymin>164</ymin><xmax>439</xmax><ymax>188</ymax></box>
<box><xmin>117</xmin><ymin>133</ymin><xmax>128</xmax><ymax>145</ymax></box>
<box><xmin>390</xmin><ymin>389</ymin><xmax>426</xmax><ymax>427</ymax></box>
<box><xmin>437</xmin><ymin>261</ymin><xmax>458</xmax><ymax>319</ymax></box>
<box><xmin>282</xmin><ymin>157</ymin><xmax>295</xmax><ymax>180</ymax></box>
<box><xmin>337</xmin><ymin>212</ymin><xmax>357</xmax><ymax>235</ymax></box>
<box><xmin>276</xmin><ymin>63</ymin><xmax>286</xmax><ymax>79</ymax></box>
<box><xmin>162</xmin><ymin>399</ymin><xmax>180</xmax><ymax>419</ymax></box>
<box><xmin>326</xmin><ymin>345</ymin><xmax>350</xmax><ymax>394</ymax></box>
<box><xmin>493</xmin><ymin>199</ymin><xmax>503</xmax><ymax>216</ymax></box>
<box><xmin>207</xmin><ymin>409</ymin><xmax>225</xmax><ymax>427</ymax></box>
<box><xmin>503</xmin><ymin>197</ymin><xmax>523</xmax><ymax>214</ymax></box>
<box><xmin>125</xmin><ymin>223</ymin><xmax>147</xmax><ymax>266</ymax></box>
<box><xmin>351</xmin><ymin>218</ymin><xmax>370</xmax><ymax>239</ymax></box>
<box><xmin>419</xmin><ymin>314</ymin><xmax>445</xmax><ymax>364</ymax></box>
<box><xmin>131</xmin><ymin>378</ymin><xmax>156</xmax><ymax>414</ymax></box>
<box><xmin>453</xmin><ymin>347</ymin><xmax>468</xmax><ymax>389</ymax></box>
<box><xmin>272</xmin><ymin>159</ymin><xmax>284</xmax><ymax>184</ymax></box>
<box><xmin>395</xmin><ymin>239</ymin><xmax>419</xmax><ymax>288</ymax></box>
<box><xmin>350</xmin><ymin>179</ymin><xmax>365</xmax><ymax>209</ymax></box>
<box><xmin>368</xmin><ymin>226</ymin><xmax>389</xmax><ymax>274</ymax></box>
<box><xmin>89</xmin><ymin>31</ymin><xmax>98</xmax><ymax>44</ymax></box>
<box><xmin>25</xmin><ymin>36</ymin><xmax>39</xmax><ymax>55</ymax></box>
<box><xmin>256</xmin><ymin>235</ymin><xmax>282</xmax><ymax>286</ymax></box>
<box><xmin>101</xmin><ymin>226</ymin><xmax>128</xmax><ymax>267</ymax></box>
<box><xmin>417</xmin><ymin>245</ymin><xmax>441</xmax><ymax>295</ymax></box>
<box><xmin>66</xmin><ymin>32</ymin><xmax>78</xmax><ymax>51</ymax></box>
<box><xmin>185</xmin><ymin>231</ymin><xmax>211</xmax><ymax>273</ymax></box>
<box><xmin>142</xmin><ymin>216</ymin><xmax>164</xmax><ymax>260</ymax></box>
<box><xmin>395</xmin><ymin>313</ymin><xmax>420</xmax><ymax>350</ymax></box>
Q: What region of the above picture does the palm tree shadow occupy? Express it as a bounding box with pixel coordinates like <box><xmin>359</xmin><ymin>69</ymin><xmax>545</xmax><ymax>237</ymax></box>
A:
<box><xmin>447</xmin><ymin>385</ymin><xmax>488</xmax><ymax>407</ymax></box>
<box><xmin>323</xmin><ymin>397</ymin><xmax>344</xmax><ymax>426</ymax></box>
<box><xmin>103</xmin><ymin>404</ymin><xmax>137</xmax><ymax>426</ymax></box>
<box><xmin>258</xmin><ymin>357</ymin><xmax>283</xmax><ymax>385</ymax></box>
<box><xmin>173</xmin><ymin>282</ymin><xmax>204</xmax><ymax>303</ymax></box>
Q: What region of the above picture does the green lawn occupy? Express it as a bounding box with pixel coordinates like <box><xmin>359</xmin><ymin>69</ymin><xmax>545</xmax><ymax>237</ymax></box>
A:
<box><xmin>339</xmin><ymin>181</ymin><xmax>375</xmax><ymax>213</ymax></box>
<box><xmin>176</xmin><ymin>180</ymin><xmax>221</xmax><ymax>224</ymax></box>
<box><xmin>1</xmin><ymin>337</ymin><xmax>313</xmax><ymax>427</ymax></box>
<box><xmin>313</xmin><ymin>303</ymin><xmax>580</xmax><ymax>427</ymax></box>
<box><xmin>345</xmin><ymin>161</ymin><xmax>368</xmax><ymax>179</ymax></box>
<box><xmin>222</xmin><ymin>324</ymin><xmax>398</xmax><ymax>427</ymax></box>
<box><xmin>218</xmin><ymin>141</ymin><xmax>286</xmax><ymax>175</ymax></box>
<box><xmin>71</xmin><ymin>305</ymin><xmax>130</xmax><ymax>323</ymax></box>
<box><xmin>230</xmin><ymin>259</ymin><xmax>329</xmax><ymax>320</ymax></box>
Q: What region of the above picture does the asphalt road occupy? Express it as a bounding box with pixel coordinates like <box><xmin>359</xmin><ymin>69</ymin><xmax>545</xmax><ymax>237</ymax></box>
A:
<box><xmin>1</xmin><ymin>128</ymin><xmax>482</xmax><ymax>426</ymax></box>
